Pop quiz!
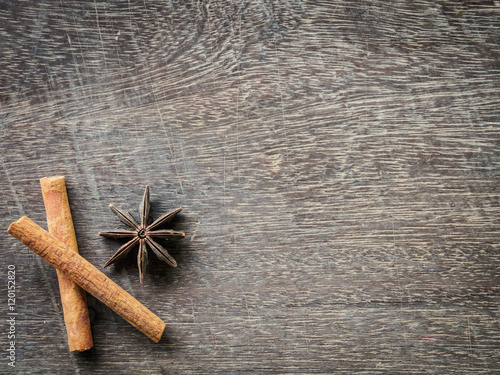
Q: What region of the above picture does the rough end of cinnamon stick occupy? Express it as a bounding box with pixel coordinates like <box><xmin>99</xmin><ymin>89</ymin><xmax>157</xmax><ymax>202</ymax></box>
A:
<box><xmin>7</xmin><ymin>217</ymin><xmax>26</xmax><ymax>237</ymax></box>
<box><xmin>40</xmin><ymin>175</ymin><xmax>66</xmax><ymax>185</ymax></box>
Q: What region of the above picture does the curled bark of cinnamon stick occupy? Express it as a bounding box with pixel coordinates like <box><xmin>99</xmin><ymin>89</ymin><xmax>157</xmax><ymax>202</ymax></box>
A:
<box><xmin>8</xmin><ymin>216</ymin><xmax>165</xmax><ymax>343</ymax></box>
<box><xmin>40</xmin><ymin>176</ymin><xmax>93</xmax><ymax>352</ymax></box>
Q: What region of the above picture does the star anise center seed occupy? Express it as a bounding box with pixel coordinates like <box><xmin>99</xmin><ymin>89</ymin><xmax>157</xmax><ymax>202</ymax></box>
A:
<box><xmin>137</xmin><ymin>228</ymin><xmax>147</xmax><ymax>239</ymax></box>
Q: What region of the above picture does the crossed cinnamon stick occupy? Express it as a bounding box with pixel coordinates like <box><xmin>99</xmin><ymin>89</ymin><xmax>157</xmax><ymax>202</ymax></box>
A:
<box><xmin>40</xmin><ymin>177</ymin><xmax>93</xmax><ymax>351</ymax></box>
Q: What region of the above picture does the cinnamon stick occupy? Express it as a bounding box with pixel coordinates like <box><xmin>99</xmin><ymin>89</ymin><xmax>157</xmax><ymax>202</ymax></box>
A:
<box><xmin>8</xmin><ymin>217</ymin><xmax>165</xmax><ymax>343</ymax></box>
<box><xmin>40</xmin><ymin>176</ymin><xmax>93</xmax><ymax>352</ymax></box>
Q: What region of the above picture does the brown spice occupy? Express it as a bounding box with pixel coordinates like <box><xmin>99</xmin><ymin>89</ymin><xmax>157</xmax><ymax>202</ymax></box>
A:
<box><xmin>99</xmin><ymin>185</ymin><xmax>184</xmax><ymax>283</ymax></box>
<box><xmin>40</xmin><ymin>176</ymin><xmax>93</xmax><ymax>352</ymax></box>
<box><xmin>8</xmin><ymin>217</ymin><xmax>165</xmax><ymax>343</ymax></box>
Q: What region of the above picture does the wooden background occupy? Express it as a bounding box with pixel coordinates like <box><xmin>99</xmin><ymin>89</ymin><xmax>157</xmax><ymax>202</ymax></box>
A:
<box><xmin>1</xmin><ymin>1</ymin><xmax>499</xmax><ymax>374</ymax></box>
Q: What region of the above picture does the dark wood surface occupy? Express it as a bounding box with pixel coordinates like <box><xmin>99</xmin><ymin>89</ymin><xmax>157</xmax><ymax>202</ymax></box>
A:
<box><xmin>1</xmin><ymin>1</ymin><xmax>499</xmax><ymax>374</ymax></box>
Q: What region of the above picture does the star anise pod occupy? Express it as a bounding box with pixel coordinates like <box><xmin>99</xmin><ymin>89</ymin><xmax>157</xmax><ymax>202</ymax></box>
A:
<box><xmin>99</xmin><ymin>185</ymin><xmax>184</xmax><ymax>283</ymax></box>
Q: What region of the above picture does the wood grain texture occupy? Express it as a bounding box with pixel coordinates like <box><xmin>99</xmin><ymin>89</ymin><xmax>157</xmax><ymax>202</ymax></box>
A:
<box><xmin>1</xmin><ymin>0</ymin><xmax>499</xmax><ymax>373</ymax></box>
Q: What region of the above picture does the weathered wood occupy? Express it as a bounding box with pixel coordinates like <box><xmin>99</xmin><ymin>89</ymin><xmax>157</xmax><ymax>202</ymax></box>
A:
<box><xmin>1</xmin><ymin>0</ymin><xmax>499</xmax><ymax>373</ymax></box>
